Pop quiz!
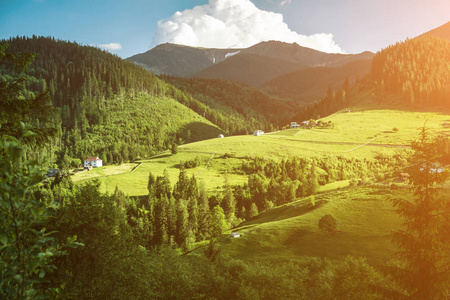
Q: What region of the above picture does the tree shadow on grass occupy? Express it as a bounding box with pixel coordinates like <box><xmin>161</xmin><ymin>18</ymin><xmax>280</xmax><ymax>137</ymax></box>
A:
<box><xmin>238</xmin><ymin>199</ymin><xmax>328</xmax><ymax>228</ymax></box>
<box><xmin>177</xmin><ymin>121</ymin><xmax>222</xmax><ymax>143</ymax></box>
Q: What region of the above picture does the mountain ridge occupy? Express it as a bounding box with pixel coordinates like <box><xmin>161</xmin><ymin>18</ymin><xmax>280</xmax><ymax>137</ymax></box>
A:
<box><xmin>127</xmin><ymin>40</ymin><xmax>374</xmax><ymax>83</ymax></box>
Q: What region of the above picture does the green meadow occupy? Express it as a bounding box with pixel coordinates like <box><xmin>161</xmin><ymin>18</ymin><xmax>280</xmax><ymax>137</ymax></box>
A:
<box><xmin>71</xmin><ymin>106</ymin><xmax>450</xmax><ymax>197</ymax></box>
<box><xmin>201</xmin><ymin>185</ymin><xmax>406</xmax><ymax>266</ymax></box>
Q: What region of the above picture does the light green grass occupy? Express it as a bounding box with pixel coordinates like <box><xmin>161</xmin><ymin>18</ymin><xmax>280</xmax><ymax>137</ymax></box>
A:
<box><xmin>72</xmin><ymin>107</ymin><xmax>450</xmax><ymax>196</ymax></box>
<box><xmin>214</xmin><ymin>185</ymin><xmax>405</xmax><ymax>265</ymax></box>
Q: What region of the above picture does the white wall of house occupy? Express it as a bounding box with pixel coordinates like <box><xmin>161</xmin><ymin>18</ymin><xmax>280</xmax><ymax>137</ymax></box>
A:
<box><xmin>84</xmin><ymin>157</ymin><xmax>103</xmax><ymax>168</ymax></box>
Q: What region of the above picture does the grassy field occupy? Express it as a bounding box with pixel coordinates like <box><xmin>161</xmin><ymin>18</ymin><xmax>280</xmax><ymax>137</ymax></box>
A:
<box><xmin>69</xmin><ymin>101</ymin><xmax>450</xmax><ymax>267</ymax></box>
<box><xmin>208</xmin><ymin>184</ymin><xmax>406</xmax><ymax>266</ymax></box>
<box><xmin>70</xmin><ymin>105</ymin><xmax>450</xmax><ymax>196</ymax></box>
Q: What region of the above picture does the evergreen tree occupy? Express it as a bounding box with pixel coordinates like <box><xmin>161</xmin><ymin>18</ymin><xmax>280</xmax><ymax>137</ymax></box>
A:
<box><xmin>175</xmin><ymin>199</ymin><xmax>189</xmax><ymax>247</ymax></box>
<box><xmin>307</xmin><ymin>162</ymin><xmax>319</xmax><ymax>196</ymax></box>
<box><xmin>222</xmin><ymin>176</ymin><xmax>236</xmax><ymax>224</ymax></box>
<box><xmin>391</xmin><ymin>126</ymin><xmax>450</xmax><ymax>299</ymax></box>
<box><xmin>210</xmin><ymin>206</ymin><xmax>229</xmax><ymax>238</ymax></box>
<box><xmin>153</xmin><ymin>195</ymin><xmax>169</xmax><ymax>245</ymax></box>
<box><xmin>248</xmin><ymin>203</ymin><xmax>259</xmax><ymax>219</ymax></box>
<box><xmin>197</xmin><ymin>183</ymin><xmax>211</xmax><ymax>240</ymax></box>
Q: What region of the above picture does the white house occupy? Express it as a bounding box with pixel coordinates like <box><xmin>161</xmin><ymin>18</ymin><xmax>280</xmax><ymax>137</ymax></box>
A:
<box><xmin>84</xmin><ymin>156</ymin><xmax>103</xmax><ymax>168</ymax></box>
<box><xmin>253</xmin><ymin>130</ymin><xmax>264</xmax><ymax>136</ymax></box>
<box><xmin>231</xmin><ymin>232</ymin><xmax>241</xmax><ymax>238</ymax></box>
<box><xmin>290</xmin><ymin>122</ymin><xmax>301</xmax><ymax>128</ymax></box>
<box><xmin>218</xmin><ymin>134</ymin><xmax>224</xmax><ymax>138</ymax></box>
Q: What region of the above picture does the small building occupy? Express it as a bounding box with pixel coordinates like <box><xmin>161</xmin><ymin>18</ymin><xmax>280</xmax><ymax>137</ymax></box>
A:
<box><xmin>290</xmin><ymin>122</ymin><xmax>301</xmax><ymax>129</ymax></box>
<box><xmin>84</xmin><ymin>156</ymin><xmax>103</xmax><ymax>168</ymax></box>
<box><xmin>231</xmin><ymin>232</ymin><xmax>241</xmax><ymax>238</ymax></box>
<box><xmin>253</xmin><ymin>130</ymin><xmax>264</xmax><ymax>136</ymax></box>
<box><xmin>300</xmin><ymin>121</ymin><xmax>309</xmax><ymax>126</ymax></box>
<box><xmin>218</xmin><ymin>134</ymin><xmax>224</xmax><ymax>138</ymax></box>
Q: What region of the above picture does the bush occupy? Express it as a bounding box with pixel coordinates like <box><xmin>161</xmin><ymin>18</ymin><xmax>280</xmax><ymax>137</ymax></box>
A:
<box><xmin>318</xmin><ymin>214</ymin><xmax>337</xmax><ymax>235</ymax></box>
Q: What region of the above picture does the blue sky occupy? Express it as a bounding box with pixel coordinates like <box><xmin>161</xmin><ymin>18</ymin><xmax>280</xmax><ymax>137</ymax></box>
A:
<box><xmin>1</xmin><ymin>0</ymin><xmax>449</xmax><ymax>58</ymax></box>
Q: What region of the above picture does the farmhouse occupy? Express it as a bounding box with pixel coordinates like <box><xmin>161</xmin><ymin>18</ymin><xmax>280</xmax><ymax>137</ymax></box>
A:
<box><xmin>231</xmin><ymin>232</ymin><xmax>241</xmax><ymax>238</ymax></box>
<box><xmin>218</xmin><ymin>134</ymin><xmax>224</xmax><ymax>138</ymax></box>
<box><xmin>84</xmin><ymin>156</ymin><xmax>103</xmax><ymax>168</ymax></box>
<box><xmin>253</xmin><ymin>130</ymin><xmax>264</xmax><ymax>136</ymax></box>
<box><xmin>290</xmin><ymin>122</ymin><xmax>301</xmax><ymax>128</ymax></box>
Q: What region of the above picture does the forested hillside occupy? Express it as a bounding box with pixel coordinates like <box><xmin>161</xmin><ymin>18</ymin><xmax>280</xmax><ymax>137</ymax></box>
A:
<box><xmin>371</xmin><ymin>36</ymin><xmax>450</xmax><ymax>107</ymax></box>
<box><xmin>162</xmin><ymin>76</ymin><xmax>296</xmax><ymax>131</ymax></box>
<box><xmin>262</xmin><ymin>59</ymin><xmax>371</xmax><ymax>104</ymax></box>
<box><xmin>0</xmin><ymin>36</ymin><xmax>279</xmax><ymax>166</ymax></box>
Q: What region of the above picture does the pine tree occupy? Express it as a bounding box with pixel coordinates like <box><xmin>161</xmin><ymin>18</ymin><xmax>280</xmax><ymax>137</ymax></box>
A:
<box><xmin>222</xmin><ymin>175</ymin><xmax>236</xmax><ymax>224</ymax></box>
<box><xmin>153</xmin><ymin>195</ymin><xmax>169</xmax><ymax>245</ymax></box>
<box><xmin>210</xmin><ymin>206</ymin><xmax>229</xmax><ymax>238</ymax></box>
<box><xmin>197</xmin><ymin>183</ymin><xmax>211</xmax><ymax>240</ymax></box>
<box><xmin>391</xmin><ymin>126</ymin><xmax>450</xmax><ymax>299</ymax></box>
<box><xmin>175</xmin><ymin>199</ymin><xmax>189</xmax><ymax>247</ymax></box>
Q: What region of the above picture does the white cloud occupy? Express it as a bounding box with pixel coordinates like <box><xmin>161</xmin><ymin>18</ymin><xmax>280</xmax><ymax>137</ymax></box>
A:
<box><xmin>151</xmin><ymin>0</ymin><xmax>344</xmax><ymax>53</ymax></box>
<box><xmin>280</xmin><ymin>0</ymin><xmax>292</xmax><ymax>6</ymax></box>
<box><xmin>98</xmin><ymin>43</ymin><xmax>123</xmax><ymax>51</ymax></box>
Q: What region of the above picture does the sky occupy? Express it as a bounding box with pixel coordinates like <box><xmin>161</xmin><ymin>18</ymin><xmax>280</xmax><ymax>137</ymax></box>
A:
<box><xmin>0</xmin><ymin>0</ymin><xmax>449</xmax><ymax>58</ymax></box>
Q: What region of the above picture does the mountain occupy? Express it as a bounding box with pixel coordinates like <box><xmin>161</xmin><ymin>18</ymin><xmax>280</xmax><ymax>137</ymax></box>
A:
<box><xmin>128</xmin><ymin>41</ymin><xmax>374</xmax><ymax>87</ymax></box>
<box><xmin>262</xmin><ymin>59</ymin><xmax>372</xmax><ymax>104</ymax></box>
<box><xmin>191</xmin><ymin>52</ymin><xmax>305</xmax><ymax>87</ymax></box>
<box><xmin>419</xmin><ymin>21</ymin><xmax>450</xmax><ymax>42</ymax></box>
<box><xmin>241</xmin><ymin>40</ymin><xmax>373</xmax><ymax>67</ymax></box>
<box><xmin>127</xmin><ymin>43</ymin><xmax>242</xmax><ymax>77</ymax></box>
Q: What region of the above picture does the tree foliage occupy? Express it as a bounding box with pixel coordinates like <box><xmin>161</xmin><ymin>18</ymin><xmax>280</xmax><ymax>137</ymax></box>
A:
<box><xmin>391</xmin><ymin>126</ymin><xmax>450</xmax><ymax>299</ymax></box>
<box><xmin>0</xmin><ymin>126</ymin><xmax>79</xmax><ymax>299</ymax></box>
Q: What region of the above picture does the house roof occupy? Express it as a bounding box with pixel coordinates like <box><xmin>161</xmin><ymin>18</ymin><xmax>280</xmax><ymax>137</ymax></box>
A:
<box><xmin>84</xmin><ymin>156</ymin><xmax>102</xmax><ymax>161</ymax></box>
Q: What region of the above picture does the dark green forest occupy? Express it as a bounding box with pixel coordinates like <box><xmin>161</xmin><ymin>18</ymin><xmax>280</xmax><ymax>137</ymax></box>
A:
<box><xmin>0</xmin><ymin>36</ymin><xmax>286</xmax><ymax>167</ymax></box>
<box><xmin>372</xmin><ymin>36</ymin><xmax>450</xmax><ymax>106</ymax></box>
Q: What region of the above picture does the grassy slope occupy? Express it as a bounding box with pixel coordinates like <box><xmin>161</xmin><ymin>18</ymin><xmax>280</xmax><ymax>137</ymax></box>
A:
<box><xmin>72</xmin><ymin>95</ymin><xmax>450</xmax><ymax>196</ymax></box>
<box><xmin>214</xmin><ymin>185</ymin><xmax>405</xmax><ymax>265</ymax></box>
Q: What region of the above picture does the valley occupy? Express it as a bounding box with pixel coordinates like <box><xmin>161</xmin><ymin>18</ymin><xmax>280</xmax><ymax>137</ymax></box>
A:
<box><xmin>1</xmin><ymin>19</ymin><xmax>450</xmax><ymax>299</ymax></box>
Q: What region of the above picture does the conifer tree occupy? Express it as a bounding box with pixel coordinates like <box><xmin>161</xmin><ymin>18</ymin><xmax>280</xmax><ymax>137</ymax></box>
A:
<box><xmin>222</xmin><ymin>175</ymin><xmax>236</xmax><ymax>223</ymax></box>
<box><xmin>307</xmin><ymin>162</ymin><xmax>319</xmax><ymax>196</ymax></box>
<box><xmin>197</xmin><ymin>183</ymin><xmax>211</xmax><ymax>240</ymax></box>
<box><xmin>175</xmin><ymin>199</ymin><xmax>189</xmax><ymax>247</ymax></box>
<box><xmin>392</xmin><ymin>126</ymin><xmax>450</xmax><ymax>299</ymax></box>
<box><xmin>153</xmin><ymin>195</ymin><xmax>169</xmax><ymax>245</ymax></box>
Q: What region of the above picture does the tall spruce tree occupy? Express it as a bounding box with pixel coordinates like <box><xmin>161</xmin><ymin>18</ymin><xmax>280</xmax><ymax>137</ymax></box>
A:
<box><xmin>392</xmin><ymin>126</ymin><xmax>450</xmax><ymax>299</ymax></box>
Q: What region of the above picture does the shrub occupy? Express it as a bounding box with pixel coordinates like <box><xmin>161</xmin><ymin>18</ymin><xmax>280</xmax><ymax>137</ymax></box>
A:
<box><xmin>318</xmin><ymin>214</ymin><xmax>338</xmax><ymax>235</ymax></box>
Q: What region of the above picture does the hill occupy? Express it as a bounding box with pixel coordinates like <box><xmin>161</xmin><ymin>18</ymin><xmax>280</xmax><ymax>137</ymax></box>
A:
<box><xmin>217</xmin><ymin>185</ymin><xmax>404</xmax><ymax>265</ymax></box>
<box><xmin>419</xmin><ymin>21</ymin><xmax>450</xmax><ymax>42</ymax></box>
<box><xmin>371</xmin><ymin>36</ymin><xmax>450</xmax><ymax>108</ymax></box>
<box><xmin>0</xmin><ymin>36</ymin><xmax>279</xmax><ymax>166</ymax></box>
<box><xmin>262</xmin><ymin>59</ymin><xmax>372</xmax><ymax>104</ymax></box>
<box><xmin>161</xmin><ymin>76</ymin><xmax>296</xmax><ymax>131</ymax></box>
